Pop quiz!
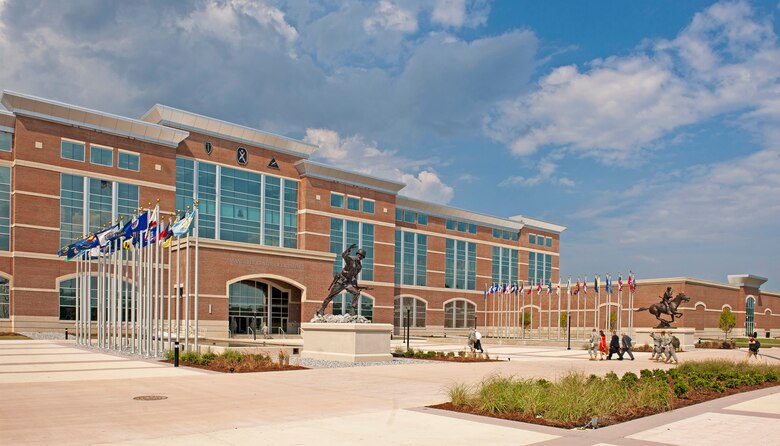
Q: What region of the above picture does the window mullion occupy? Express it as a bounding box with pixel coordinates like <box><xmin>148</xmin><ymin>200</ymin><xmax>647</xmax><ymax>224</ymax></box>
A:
<box><xmin>259</xmin><ymin>174</ymin><xmax>265</xmax><ymax>246</ymax></box>
<box><xmin>215</xmin><ymin>165</ymin><xmax>221</xmax><ymax>240</ymax></box>
<box><xmin>82</xmin><ymin>176</ymin><xmax>89</xmax><ymax>235</ymax></box>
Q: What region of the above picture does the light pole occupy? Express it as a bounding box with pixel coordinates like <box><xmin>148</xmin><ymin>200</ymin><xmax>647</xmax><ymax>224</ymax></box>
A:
<box><xmin>405</xmin><ymin>306</ymin><xmax>411</xmax><ymax>352</ymax></box>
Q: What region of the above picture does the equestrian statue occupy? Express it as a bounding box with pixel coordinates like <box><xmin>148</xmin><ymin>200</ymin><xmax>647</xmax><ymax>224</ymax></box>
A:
<box><xmin>636</xmin><ymin>287</ymin><xmax>690</xmax><ymax>328</ymax></box>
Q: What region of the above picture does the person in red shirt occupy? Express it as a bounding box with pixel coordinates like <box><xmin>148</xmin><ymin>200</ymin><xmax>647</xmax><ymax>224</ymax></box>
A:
<box><xmin>598</xmin><ymin>330</ymin><xmax>607</xmax><ymax>360</ymax></box>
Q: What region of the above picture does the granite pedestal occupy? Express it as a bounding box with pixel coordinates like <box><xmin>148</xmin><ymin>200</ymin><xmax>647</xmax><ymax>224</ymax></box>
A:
<box><xmin>301</xmin><ymin>322</ymin><xmax>393</xmax><ymax>362</ymax></box>
<box><xmin>635</xmin><ymin>327</ymin><xmax>695</xmax><ymax>352</ymax></box>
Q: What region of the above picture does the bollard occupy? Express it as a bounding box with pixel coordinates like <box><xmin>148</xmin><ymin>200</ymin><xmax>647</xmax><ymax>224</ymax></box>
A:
<box><xmin>229</xmin><ymin>367</ymin><xmax>235</xmax><ymax>373</ymax></box>
<box><xmin>65</xmin><ymin>328</ymin><xmax>69</xmax><ymax>340</ymax></box>
<box><xmin>174</xmin><ymin>342</ymin><xmax>180</xmax><ymax>367</ymax></box>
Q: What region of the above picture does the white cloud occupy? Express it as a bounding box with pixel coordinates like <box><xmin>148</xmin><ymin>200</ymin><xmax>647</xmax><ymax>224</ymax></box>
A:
<box><xmin>177</xmin><ymin>0</ymin><xmax>298</xmax><ymax>45</ymax></box>
<box><xmin>499</xmin><ymin>158</ymin><xmax>574</xmax><ymax>187</ymax></box>
<box><xmin>304</xmin><ymin>128</ymin><xmax>454</xmax><ymax>203</ymax></box>
<box><xmin>363</xmin><ymin>0</ymin><xmax>418</xmax><ymax>34</ymax></box>
<box><xmin>486</xmin><ymin>0</ymin><xmax>780</xmax><ymax>164</ymax></box>
<box><xmin>431</xmin><ymin>0</ymin><xmax>489</xmax><ymax>28</ymax></box>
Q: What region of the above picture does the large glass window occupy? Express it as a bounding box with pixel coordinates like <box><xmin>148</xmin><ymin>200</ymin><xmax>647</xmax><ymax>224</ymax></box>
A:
<box><xmin>394</xmin><ymin>230</ymin><xmax>426</xmax><ymax>286</ymax></box>
<box><xmin>117</xmin><ymin>151</ymin><xmax>140</xmax><ymax>171</ymax></box>
<box><xmin>89</xmin><ymin>146</ymin><xmax>113</xmax><ymax>167</ymax></box>
<box><xmin>228</xmin><ymin>280</ymin><xmax>289</xmax><ymax>334</ymax></box>
<box><xmin>492</xmin><ymin>246</ymin><xmax>518</xmax><ymax>283</ymax></box>
<box><xmin>60</xmin><ymin>174</ymin><xmax>84</xmax><ymax>247</ymax></box>
<box><xmin>59</xmin><ymin>277</ymin><xmax>98</xmax><ymax>321</ymax></box>
<box><xmin>0</xmin><ymin>132</ymin><xmax>12</xmax><ymax>152</ymax></box>
<box><xmin>546</xmin><ymin>237</ymin><xmax>553</xmax><ymax>248</ymax></box>
<box><xmin>394</xmin><ymin>296</ymin><xmax>426</xmax><ymax>328</ymax></box>
<box><xmin>746</xmin><ymin>297</ymin><xmax>755</xmax><ymax>336</ymax></box>
<box><xmin>88</xmin><ymin>178</ymin><xmax>113</xmax><ymax>233</ymax></box>
<box><xmin>347</xmin><ymin>196</ymin><xmax>360</xmax><ymax>211</ymax></box>
<box><xmin>197</xmin><ymin>163</ymin><xmax>217</xmax><ymax>239</ymax></box>
<box><xmin>263</xmin><ymin>176</ymin><xmax>281</xmax><ymax>246</ymax></box>
<box><xmin>444</xmin><ymin>299</ymin><xmax>476</xmax><ymax>328</ymax></box>
<box><xmin>60</xmin><ymin>175</ymin><xmax>138</xmax><ymax>248</ymax></box>
<box><xmin>529</xmin><ymin>234</ymin><xmax>536</xmax><ymax>244</ymax></box>
<box><xmin>61</xmin><ymin>140</ymin><xmax>85</xmax><ymax>162</ymax></box>
<box><xmin>330</xmin><ymin>218</ymin><xmax>374</xmax><ymax>281</ymax></box>
<box><xmin>283</xmin><ymin>180</ymin><xmax>298</xmax><ymax>248</ymax></box>
<box><xmin>332</xmin><ymin>293</ymin><xmax>373</xmax><ymax>321</ymax></box>
<box><xmin>528</xmin><ymin>252</ymin><xmax>552</xmax><ymax>284</ymax></box>
<box><xmin>0</xmin><ymin>167</ymin><xmax>9</xmax><ymax>250</ymax></box>
<box><xmin>445</xmin><ymin>238</ymin><xmax>476</xmax><ymax>290</ymax></box>
<box><xmin>362</xmin><ymin>199</ymin><xmax>375</xmax><ymax>214</ymax></box>
<box><xmin>220</xmin><ymin>167</ymin><xmax>262</xmax><ymax>244</ymax></box>
<box><xmin>0</xmin><ymin>279</ymin><xmax>8</xmax><ymax>318</ymax></box>
<box><xmin>417</xmin><ymin>213</ymin><xmax>427</xmax><ymax>225</ymax></box>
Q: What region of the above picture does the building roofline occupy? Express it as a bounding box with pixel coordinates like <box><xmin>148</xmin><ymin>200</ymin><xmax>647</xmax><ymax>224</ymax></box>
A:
<box><xmin>1</xmin><ymin>91</ymin><xmax>189</xmax><ymax>148</ymax></box>
<box><xmin>0</xmin><ymin>109</ymin><xmax>14</xmax><ymax>133</ymax></box>
<box><xmin>141</xmin><ymin>104</ymin><xmax>317</xmax><ymax>159</ymax></box>
<box><xmin>509</xmin><ymin>214</ymin><xmax>567</xmax><ymax>233</ymax></box>
<box><xmin>397</xmin><ymin>196</ymin><xmax>528</xmax><ymax>231</ymax></box>
<box><xmin>295</xmin><ymin>160</ymin><xmax>407</xmax><ymax>195</ymax></box>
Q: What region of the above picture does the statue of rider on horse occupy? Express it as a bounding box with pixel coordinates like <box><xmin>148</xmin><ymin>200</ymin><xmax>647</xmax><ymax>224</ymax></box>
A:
<box><xmin>637</xmin><ymin>287</ymin><xmax>690</xmax><ymax>328</ymax></box>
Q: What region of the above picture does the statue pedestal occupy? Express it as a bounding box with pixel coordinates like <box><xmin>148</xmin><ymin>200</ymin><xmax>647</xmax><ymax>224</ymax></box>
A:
<box><xmin>301</xmin><ymin>323</ymin><xmax>393</xmax><ymax>362</ymax></box>
<box><xmin>635</xmin><ymin>327</ymin><xmax>696</xmax><ymax>352</ymax></box>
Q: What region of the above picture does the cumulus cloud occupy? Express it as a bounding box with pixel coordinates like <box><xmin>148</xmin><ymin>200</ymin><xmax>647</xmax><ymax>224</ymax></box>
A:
<box><xmin>499</xmin><ymin>158</ymin><xmax>574</xmax><ymax>187</ymax></box>
<box><xmin>431</xmin><ymin>0</ymin><xmax>489</xmax><ymax>28</ymax></box>
<box><xmin>304</xmin><ymin>128</ymin><xmax>454</xmax><ymax>203</ymax></box>
<box><xmin>486</xmin><ymin>0</ymin><xmax>780</xmax><ymax>163</ymax></box>
<box><xmin>363</xmin><ymin>0</ymin><xmax>418</xmax><ymax>34</ymax></box>
<box><xmin>177</xmin><ymin>0</ymin><xmax>299</xmax><ymax>45</ymax></box>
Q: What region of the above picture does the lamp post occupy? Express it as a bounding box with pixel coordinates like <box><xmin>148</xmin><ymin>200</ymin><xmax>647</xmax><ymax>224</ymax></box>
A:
<box><xmin>567</xmin><ymin>313</ymin><xmax>572</xmax><ymax>350</ymax></box>
<box><xmin>405</xmin><ymin>306</ymin><xmax>411</xmax><ymax>352</ymax></box>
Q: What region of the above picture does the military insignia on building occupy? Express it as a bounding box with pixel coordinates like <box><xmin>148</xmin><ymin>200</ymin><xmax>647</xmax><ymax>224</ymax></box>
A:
<box><xmin>205</xmin><ymin>142</ymin><xmax>213</xmax><ymax>155</ymax></box>
<box><xmin>268</xmin><ymin>158</ymin><xmax>279</xmax><ymax>169</ymax></box>
<box><xmin>236</xmin><ymin>147</ymin><xmax>248</xmax><ymax>165</ymax></box>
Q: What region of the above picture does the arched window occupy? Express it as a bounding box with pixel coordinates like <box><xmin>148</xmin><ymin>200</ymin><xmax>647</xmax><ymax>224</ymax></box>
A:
<box><xmin>444</xmin><ymin>299</ymin><xmax>476</xmax><ymax>328</ymax></box>
<box><xmin>0</xmin><ymin>277</ymin><xmax>8</xmax><ymax>319</ymax></box>
<box><xmin>746</xmin><ymin>296</ymin><xmax>755</xmax><ymax>336</ymax></box>
<box><xmin>331</xmin><ymin>292</ymin><xmax>373</xmax><ymax>321</ymax></box>
<box><xmin>394</xmin><ymin>297</ymin><xmax>426</xmax><ymax>328</ymax></box>
<box><xmin>228</xmin><ymin>280</ymin><xmax>291</xmax><ymax>334</ymax></box>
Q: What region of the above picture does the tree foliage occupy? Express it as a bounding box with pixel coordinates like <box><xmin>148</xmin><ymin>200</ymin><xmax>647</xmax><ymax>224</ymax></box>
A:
<box><xmin>719</xmin><ymin>308</ymin><xmax>736</xmax><ymax>339</ymax></box>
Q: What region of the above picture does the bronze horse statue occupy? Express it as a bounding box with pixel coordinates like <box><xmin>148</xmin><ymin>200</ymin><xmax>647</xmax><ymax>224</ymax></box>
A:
<box><xmin>636</xmin><ymin>292</ymin><xmax>690</xmax><ymax>328</ymax></box>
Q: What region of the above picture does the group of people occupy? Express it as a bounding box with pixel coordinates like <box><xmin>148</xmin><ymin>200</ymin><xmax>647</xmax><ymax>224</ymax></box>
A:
<box><xmin>467</xmin><ymin>328</ymin><xmax>484</xmax><ymax>353</ymax></box>
<box><xmin>588</xmin><ymin>329</ymin><xmax>635</xmax><ymax>361</ymax></box>
<box><xmin>649</xmin><ymin>331</ymin><xmax>679</xmax><ymax>364</ymax></box>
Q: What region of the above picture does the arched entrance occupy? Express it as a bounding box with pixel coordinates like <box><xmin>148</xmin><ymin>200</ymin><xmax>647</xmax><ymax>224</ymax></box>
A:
<box><xmin>228</xmin><ymin>279</ymin><xmax>301</xmax><ymax>336</ymax></box>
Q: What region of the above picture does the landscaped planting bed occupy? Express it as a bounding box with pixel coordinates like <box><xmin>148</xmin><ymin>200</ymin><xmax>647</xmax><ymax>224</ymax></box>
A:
<box><xmin>0</xmin><ymin>332</ymin><xmax>31</xmax><ymax>340</ymax></box>
<box><xmin>163</xmin><ymin>349</ymin><xmax>306</xmax><ymax>373</ymax></box>
<box><xmin>434</xmin><ymin>360</ymin><xmax>780</xmax><ymax>429</ymax></box>
<box><xmin>393</xmin><ymin>348</ymin><xmax>499</xmax><ymax>362</ymax></box>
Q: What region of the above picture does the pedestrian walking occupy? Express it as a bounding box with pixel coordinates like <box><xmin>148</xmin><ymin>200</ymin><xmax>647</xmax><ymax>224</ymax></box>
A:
<box><xmin>598</xmin><ymin>330</ymin><xmax>607</xmax><ymax>360</ymax></box>
<box><xmin>621</xmin><ymin>332</ymin><xmax>635</xmax><ymax>360</ymax></box>
<box><xmin>467</xmin><ymin>328</ymin><xmax>476</xmax><ymax>352</ymax></box>
<box><xmin>474</xmin><ymin>329</ymin><xmax>484</xmax><ymax>353</ymax></box>
<box><xmin>649</xmin><ymin>331</ymin><xmax>662</xmax><ymax>361</ymax></box>
<box><xmin>588</xmin><ymin>329</ymin><xmax>598</xmax><ymax>360</ymax></box>
<box><xmin>746</xmin><ymin>331</ymin><xmax>761</xmax><ymax>362</ymax></box>
<box><xmin>607</xmin><ymin>331</ymin><xmax>621</xmax><ymax>360</ymax></box>
<box><xmin>662</xmin><ymin>331</ymin><xmax>678</xmax><ymax>364</ymax></box>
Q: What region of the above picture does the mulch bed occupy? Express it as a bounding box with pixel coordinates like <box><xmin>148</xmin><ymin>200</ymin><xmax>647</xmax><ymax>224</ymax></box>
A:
<box><xmin>418</xmin><ymin>356</ymin><xmax>500</xmax><ymax>363</ymax></box>
<box><xmin>161</xmin><ymin>359</ymin><xmax>307</xmax><ymax>373</ymax></box>
<box><xmin>430</xmin><ymin>381</ymin><xmax>780</xmax><ymax>429</ymax></box>
<box><xmin>0</xmin><ymin>332</ymin><xmax>31</xmax><ymax>340</ymax></box>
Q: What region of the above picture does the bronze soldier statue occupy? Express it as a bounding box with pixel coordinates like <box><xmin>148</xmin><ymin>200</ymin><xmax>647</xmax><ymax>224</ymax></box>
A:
<box><xmin>661</xmin><ymin>287</ymin><xmax>673</xmax><ymax>314</ymax></box>
<box><xmin>316</xmin><ymin>244</ymin><xmax>367</xmax><ymax>316</ymax></box>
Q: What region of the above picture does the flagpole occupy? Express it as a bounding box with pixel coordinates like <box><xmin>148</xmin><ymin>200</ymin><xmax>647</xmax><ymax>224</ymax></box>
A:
<box><xmin>131</xmin><ymin>220</ymin><xmax>137</xmax><ymax>354</ymax></box>
<box><xmin>176</xmin><ymin>226</ymin><xmax>181</xmax><ymax>345</ymax></box>
<box><xmin>194</xmin><ymin>202</ymin><xmax>200</xmax><ymax>353</ymax></box>
<box><xmin>167</xmin><ymin>217</ymin><xmax>173</xmax><ymax>351</ymax></box>
<box><xmin>547</xmin><ymin>285</ymin><xmax>551</xmax><ymax>340</ymax></box>
<box><xmin>521</xmin><ymin>283</ymin><xmax>525</xmax><ymax>339</ymax></box>
<box><xmin>185</xmin><ymin>206</ymin><xmax>191</xmax><ymax>352</ymax></box>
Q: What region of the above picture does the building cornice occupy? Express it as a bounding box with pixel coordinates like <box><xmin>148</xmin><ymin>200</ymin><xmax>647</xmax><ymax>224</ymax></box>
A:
<box><xmin>1</xmin><ymin>91</ymin><xmax>188</xmax><ymax>148</ymax></box>
<box><xmin>295</xmin><ymin>160</ymin><xmax>406</xmax><ymax>195</ymax></box>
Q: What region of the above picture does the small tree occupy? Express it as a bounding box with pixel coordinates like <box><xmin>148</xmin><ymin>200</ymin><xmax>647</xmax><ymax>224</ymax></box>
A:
<box><xmin>609</xmin><ymin>311</ymin><xmax>618</xmax><ymax>331</ymax></box>
<box><xmin>559</xmin><ymin>312</ymin><xmax>569</xmax><ymax>329</ymax></box>
<box><xmin>719</xmin><ymin>308</ymin><xmax>736</xmax><ymax>339</ymax></box>
<box><xmin>521</xmin><ymin>311</ymin><xmax>532</xmax><ymax>330</ymax></box>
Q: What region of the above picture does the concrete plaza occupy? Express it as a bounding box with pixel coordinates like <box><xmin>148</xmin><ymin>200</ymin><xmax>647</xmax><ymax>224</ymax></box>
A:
<box><xmin>2</xmin><ymin>339</ymin><xmax>779</xmax><ymax>446</ymax></box>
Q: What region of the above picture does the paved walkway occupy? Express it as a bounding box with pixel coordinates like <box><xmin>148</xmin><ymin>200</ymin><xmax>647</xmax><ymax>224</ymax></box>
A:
<box><xmin>1</xmin><ymin>339</ymin><xmax>779</xmax><ymax>445</ymax></box>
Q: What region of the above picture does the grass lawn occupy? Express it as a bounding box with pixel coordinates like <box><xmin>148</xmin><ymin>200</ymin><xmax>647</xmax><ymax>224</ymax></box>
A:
<box><xmin>733</xmin><ymin>338</ymin><xmax>780</xmax><ymax>348</ymax></box>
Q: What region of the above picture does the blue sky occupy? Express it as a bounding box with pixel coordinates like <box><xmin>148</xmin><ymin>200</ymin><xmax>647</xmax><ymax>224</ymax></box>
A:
<box><xmin>0</xmin><ymin>0</ymin><xmax>778</xmax><ymax>290</ymax></box>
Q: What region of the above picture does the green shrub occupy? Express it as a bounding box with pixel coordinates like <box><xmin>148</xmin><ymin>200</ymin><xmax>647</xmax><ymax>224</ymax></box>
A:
<box><xmin>640</xmin><ymin>369</ymin><xmax>654</xmax><ymax>379</ymax></box>
<box><xmin>652</xmin><ymin>369</ymin><xmax>667</xmax><ymax>380</ymax></box>
<box><xmin>180</xmin><ymin>350</ymin><xmax>199</xmax><ymax>363</ymax></box>
<box><xmin>446</xmin><ymin>352</ymin><xmax>455</xmax><ymax>358</ymax></box>
<box><xmin>605</xmin><ymin>371</ymin><xmax>619</xmax><ymax>381</ymax></box>
<box><xmin>200</xmin><ymin>352</ymin><xmax>217</xmax><ymax>364</ymax></box>
<box><xmin>165</xmin><ymin>350</ymin><xmax>175</xmax><ymax>360</ymax></box>
<box><xmin>449</xmin><ymin>383</ymin><xmax>471</xmax><ymax>406</ymax></box>
<box><xmin>621</xmin><ymin>372</ymin><xmax>639</xmax><ymax>386</ymax></box>
<box><xmin>220</xmin><ymin>349</ymin><xmax>243</xmax><ymax>365</ymax></box>
<box><xmin>673</xmin><ymin>380</ymin><xmax>689</xmax><ymax>398</ymax></box>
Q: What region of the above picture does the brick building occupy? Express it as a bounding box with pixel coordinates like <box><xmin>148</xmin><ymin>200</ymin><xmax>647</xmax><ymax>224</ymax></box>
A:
<box><xmin>0</xmin><ymin>91</ymin><xmax>776</xmax><ymax>340</ymax></box>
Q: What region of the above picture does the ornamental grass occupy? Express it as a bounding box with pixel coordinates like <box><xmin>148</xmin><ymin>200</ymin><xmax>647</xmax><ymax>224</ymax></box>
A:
<box><xmin>446</xmin><ymin>360</ymin><xmax>780</xmax><ymax>426</ymax></box>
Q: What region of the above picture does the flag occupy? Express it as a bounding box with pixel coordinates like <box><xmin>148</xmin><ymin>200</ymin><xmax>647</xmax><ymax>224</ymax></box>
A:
<box><xmin>583</xmin><ymin>276</ymin><xmax>588</xmax><ymax>295</ymax></box>
<box><xmin>148</xmin><ymin>206</ymin><xmax>159</xmax><ymax>229</ymax></box>
<box><xmin>567</xmin><ymin>277</ymin><xmax>572</xmax><ymax>293</ymax></box>
<box><xmin>172</xmin><ymin>210</ymin><xmax>194</xmax><ymax>237</ymax></box>
<box><xmin>504</xmin><ymin>283</ymin><xmax>510</xmax><ymax>295</ymax></box>
<box><xmin>630</xmin><ymin>274</ymin><xmax>637</xmax><ymax>292</ymax></box>
<box><xmin>519</xmin><ymin>281</ymin><xmax>524</xmax><ymax>294</ymax></box>
<box><xmin>547</xmin><ymin>280</ymin><xmax>552</xmax><ymax>294</ymax></box>
<box><xmin>574</xmin><ymin>278</ymin><xmax>580</xmax><ymax>295</ymax></box>
<box><xmin>594</xmin><ymin>275</ymin><xmax>599</xmax><ymax>293</ymax></box>
<box><xmin>527</xmin><ymin>281</ymin><xmax>533</xmax><ymax>295</ymax></box>
<box><xmin>627</xmin><ymin>274</ymin><xmax>633</xmax><ymax>291</ymax></box>
<box><xmin>123</xmin><ymin>211</ymin><xmax>148</xmax><ymax>238</ymax></box>
<box><xmin>618</xmin><ymin>274</ymin><xmax>623</xmax><ymax>292</ymax></box>
<box><xmin>536</xmin><ymin>281</ymin><xmax>542</xmax><ymax>294</ymax></box>
<box><xmin>557</xmin><ymin>279</ymin><xmax>561</xmax><ymax>294</ymax></box>
<box><xmin>484</xmin><ymin>285</ymin><xmax>487</xmax><ymax>300</ymax></box>
<box><xmin>607</xmin><ymin>275</ymin><xmax>613</xmax><ymax>294</ymax></box>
